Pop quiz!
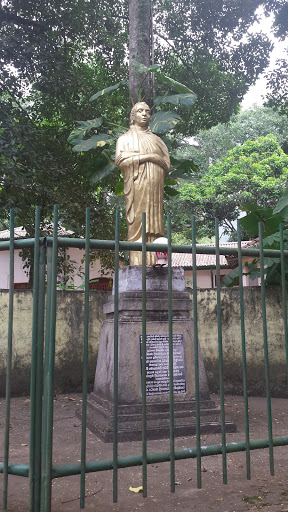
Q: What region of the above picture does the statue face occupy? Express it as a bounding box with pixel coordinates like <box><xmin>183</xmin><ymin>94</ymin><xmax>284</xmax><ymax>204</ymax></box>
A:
<box><xmin>133</xmin><ymin>103</ymin><xmax>151</xmax><ymax>127</ymax></box>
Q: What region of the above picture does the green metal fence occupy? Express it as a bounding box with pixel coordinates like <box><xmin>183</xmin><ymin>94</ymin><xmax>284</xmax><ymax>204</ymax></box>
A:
<box><xmin>1</xmin><ymin>205</ymin><xmax>288</xmax><ymax>511</ymax></box>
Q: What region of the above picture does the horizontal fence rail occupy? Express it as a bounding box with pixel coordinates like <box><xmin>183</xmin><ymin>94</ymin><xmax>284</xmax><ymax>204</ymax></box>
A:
<box><xmin>1</xmin><ymin>206</ymin><xmax>288</xmax><ymax>512</ymax></box>
<box><xmin>1</xmin><ymin>237</ymin><xmax>288</xmax><ymax>259</ymax></box>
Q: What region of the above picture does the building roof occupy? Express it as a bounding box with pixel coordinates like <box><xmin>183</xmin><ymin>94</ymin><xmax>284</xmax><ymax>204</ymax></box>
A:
<box><xmin>0</xmin><ymin>225</ymin><xmax>74</xmax><ymax>240</ymax></box>
<box><xmin>172</xmin><ymin>242</ymin><xmax>252</xmax><ymax>268</ymax></box>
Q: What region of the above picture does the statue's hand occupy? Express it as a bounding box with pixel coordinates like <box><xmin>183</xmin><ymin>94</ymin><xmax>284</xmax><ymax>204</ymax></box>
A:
<box><xmin>121</xmin><ymin>151</ymin><xmax>140</xmax><ymax>158</ymax></box>
<box><xmin>143</xmin><ymin>153</ymin><xmax>169</xmax><ymax>171</ymax></box>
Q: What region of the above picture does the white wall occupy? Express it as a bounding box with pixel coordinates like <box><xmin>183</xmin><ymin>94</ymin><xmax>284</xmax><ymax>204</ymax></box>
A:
<box><xmin>0</xmin><ymin>247</ymin><xmax>260</xmax><ymax>290</ymax></box>
<box><xmin>61</xmin><ymin>247</ymin><xmax>113</xmax><ymax>288</ymax></box>
<box><xmin>0</xmin><ymin>249</ymin><xmax>29</xmax><ymax>288</ymax></box>
<box><xmin>0</xmin><ymin>247</ymin><xmax>113</xmax><ymax>290</ymax></box>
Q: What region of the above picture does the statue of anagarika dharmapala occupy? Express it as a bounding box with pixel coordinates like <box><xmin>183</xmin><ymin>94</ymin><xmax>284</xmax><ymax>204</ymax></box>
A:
<box><xmin>115</xmin><ymin>102</ymin><xmax>170</xmax><ymax>265</ymax></box>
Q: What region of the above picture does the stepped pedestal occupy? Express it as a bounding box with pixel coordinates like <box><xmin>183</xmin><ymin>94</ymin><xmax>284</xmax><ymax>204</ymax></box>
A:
<box><xmin>85</xmin><ymin>266</ymin><xmax>236</xmax><ymax>441</ymax></box>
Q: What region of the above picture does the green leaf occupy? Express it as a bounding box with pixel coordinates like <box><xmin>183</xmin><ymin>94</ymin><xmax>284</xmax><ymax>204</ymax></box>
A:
<box><xmin>264</xmin><ymin>230</ymin><xmax>288</xmax><ymax>246</ymax></box>
<box><xmin>90</xmin><ymin>80</ymin><xmax>127</xmax><ymax>102</ymax></box>
<box><xmin>91</xmin><ymin>163</ymin><xmax>116</xmax><ymax>183</ymax></box>
<box><xmin>240</xmin><ymin>213</ymin><xmax>264</xmax><ymax>236</ymax></box>
<box><xmin>154</xmin><ymin>93</ymin><xmax>197</xmax><ymax>107</ymax></box>
<box><xmin>170</xmin><ymin>155</ymin><xmax>200</xmax><ymax>180</ymax></box>
<box><xmin>156</xmin><ymin>72</ymin><xmax>194</xmax><ymax>94</ymax></box>
<box><xmin>164</xmin><ymin>177</ymin><xmax>178</xmax><ymax>186</ymax></box>
<box><xmin>164</xmin><ymin>185</ymin><xmax>180</xmax><ymax>196</ymax></box>
<box><xmin>132</xmin><ymin>61</ymin><xmax>161</xmax><ymax>73</ymax></box>
<box><xmin>265</xmin><ymin>262</ymin><xmax>282</xmax><ymax>285</ymax></box>
<box><xmin>115</xmin><ymin>177</ymin><xmax>124</xmax><ymax>196</ymax></box>
<box><xmin>67</xmin><ymin>118</ymin><xmax>103</xmax><ymax>143</ymax></box>
<box><xmin>239</xmin><ymin>203</ymin><xmax>274</xmax><ymax>218</ymax></box>
<box><xmin>221</xmin><ymin>267</ymin><xmax>240</xmax><ymax>287</ymax></box>
<box><xmin>273</xmin><ymin>188</ymin><xmax>288</xmax><ymax>218</ymax></box>
<box><xmin>264</xmin><ymin>256</ymin><xmax>281</xmax><ymax>267</ymax></box>
<box><xmin>264</xmin><ymin>214</ymin><xmax>285</xmax><ymax>235</ymax></box>
<box><xmin>150</xmin><ymin>111</ymin><xmax>181</xmax><ymax>134</ymax></box>
<box><xmin>72</xmin><ymin>134</ymin><xmax>112</xmax><ymax>152</ymax></box>
<box><xmin>131</xmin><ymin>62</ymin><xmax>195</xmax><ymax>95</ymax></box>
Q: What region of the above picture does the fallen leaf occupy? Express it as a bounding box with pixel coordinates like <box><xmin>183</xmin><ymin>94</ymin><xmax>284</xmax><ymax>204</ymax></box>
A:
<box><xmin>129</xmin><ymin>486</ymin><xmax>143</xmax><ymax>493</ymax></box>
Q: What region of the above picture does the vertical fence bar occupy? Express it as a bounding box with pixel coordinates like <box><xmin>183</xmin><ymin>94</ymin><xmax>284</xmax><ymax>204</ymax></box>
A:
<box><xmin>113</xmin><ymin>210</ymin><xmax>120</xmax><ymax>503</ymax></box>
<box><xmin>141</xmin><ymin>213</ymin><xmax>147</xmax><ymax>498</ymax></box>
<box><xmin>237</xmin><ymin>220</ymin><xmax>251</xmax><ymax>480</ymax></box>
<box><xmin>280</xmin><ymin>223</ymin><xmax>288</xmax><ymax>380</ymax></box>
<box><xmin>167</xmin><ymin>215</ymin><xmax>175</xmax><ymax>493</ymax></box>
<box><xmin>33</xmin><ymin>241</ymin><xmax>46</xmax><ymax>512</ymax></box>
<box><xmin>258</xmin><ymin>221</ymin><xmax>274</xmax><ymax>476</ymax></box>
<box><xmin>80</xmin><ymin>207</ymin><xmax>91</xmax><ymax>509</ymax></box>
<box><xmin>29</xmin><ymin>207</ymin><xmax>41</xmax><ymax>512</ymax></box>
<box><xmin>41</xmin><ymin>243</ymin><xmax>52</xmax><ymax>511</ymax></box>
<box><xmin>41</xmin><ymin>205</ymin><xmax>58</xmax><ymax>512</ymax></box>
<box><xmin>191</xmin><ymin>216</ymin><xmax>202</xmax><ymax>489</ymax></box>
<box><xmin>2</xmin><ymin>209</ymin><xmax>14</xmax><ymax>511</ymax></box>
<box><xmin>215</xmin><ymin>218</ymin><xmax>227</xmax><ymax>484</ymax></box>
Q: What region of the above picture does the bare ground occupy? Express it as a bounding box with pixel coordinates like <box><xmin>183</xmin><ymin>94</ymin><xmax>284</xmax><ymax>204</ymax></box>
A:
<box><xmin>1</xmin><ymin>394</ymin><xmax>288</xmax><ymax>512</ymax></box>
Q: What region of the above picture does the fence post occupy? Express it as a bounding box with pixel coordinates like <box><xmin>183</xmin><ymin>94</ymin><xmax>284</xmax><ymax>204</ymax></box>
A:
<box><xmin>41</xmin><ymin>206</ymin><xmax>58</xmax><ymax>512</ymax></box>
<box><xmin>2</xmin><ymin>209</ymin><xmax>14</xmax><ymax>511</ymax></box>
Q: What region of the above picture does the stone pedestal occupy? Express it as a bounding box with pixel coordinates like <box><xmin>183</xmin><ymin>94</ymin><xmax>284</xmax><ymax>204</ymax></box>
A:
<box><xmin>85</xmin><ymin>266</ymin><xmax>236</xmax><ymax>441</ymax></box>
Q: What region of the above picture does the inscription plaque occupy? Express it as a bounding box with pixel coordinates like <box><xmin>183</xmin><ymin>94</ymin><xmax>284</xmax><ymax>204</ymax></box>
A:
<box><xmin>140</xmin><ymin>333</ymin><xmax>186</xmax><ymax>396</ymax></box>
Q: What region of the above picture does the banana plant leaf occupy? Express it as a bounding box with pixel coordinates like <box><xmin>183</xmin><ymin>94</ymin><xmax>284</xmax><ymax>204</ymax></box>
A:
<box><xmin>67</xmin><ymin>118</ymin><xmax>103</xmax><ymax>143</ymax></box>
<box><xmin>90</xmin><ymin>80</ymin><xmax>127</xmax><ymax>102</ymax></box>
<box><xmin>150</xmin><ymin>111</ymin><xmax>181</xmax><ymax>134</ymax></box>
<box><xmin>72</xmin><ymin>134</ymin><xmax>112</xmax><ymax>152</ymax></box>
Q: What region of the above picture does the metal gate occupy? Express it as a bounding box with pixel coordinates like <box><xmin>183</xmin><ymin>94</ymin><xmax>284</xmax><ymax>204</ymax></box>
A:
<box><xmin>1</xmin><ymin>205</ymin><xmax>288</xmax><ymax>511</ymax></box>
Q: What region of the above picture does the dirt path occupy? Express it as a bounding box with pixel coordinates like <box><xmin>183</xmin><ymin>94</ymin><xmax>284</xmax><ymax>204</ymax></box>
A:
<box><xmin>1</xmin><ymin>394</ymin><xmax>288</xmax><ymax>511</ymax></box>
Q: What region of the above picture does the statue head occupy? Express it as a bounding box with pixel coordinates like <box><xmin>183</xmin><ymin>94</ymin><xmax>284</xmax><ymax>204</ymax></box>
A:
<box><xmin>130</xmin><ymin>102</ymin><xmax>151</xmax><ymax>127</ymax></box>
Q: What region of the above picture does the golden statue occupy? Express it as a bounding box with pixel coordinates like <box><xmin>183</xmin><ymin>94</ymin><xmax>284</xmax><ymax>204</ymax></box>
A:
<box><xmin>115</xmin><ymin>102</ymin><xmax>170</xmax><ymax>265</ymax></box>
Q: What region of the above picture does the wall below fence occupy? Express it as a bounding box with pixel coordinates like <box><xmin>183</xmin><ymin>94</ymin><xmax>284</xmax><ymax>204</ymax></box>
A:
<box><xmin>198</xmin><ymin>287</ymin><xmax>288</xmax><ymax>397</ymax></box>
<box><xmin>0</xmin><ymin>287</ymin><xmax>287</xmax><ymax>397</ymax></box>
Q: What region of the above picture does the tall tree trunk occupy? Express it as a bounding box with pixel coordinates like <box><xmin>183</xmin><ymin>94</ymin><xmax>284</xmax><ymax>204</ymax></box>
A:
<box><xmin>129</xmin><ymin>0</ymin><xmax>152</xmax><ymax>106</ymax></box>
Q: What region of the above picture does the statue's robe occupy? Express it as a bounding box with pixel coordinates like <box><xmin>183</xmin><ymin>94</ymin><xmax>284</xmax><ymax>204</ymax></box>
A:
<box><xmin>115</xmin><ymin>125</ymin><xmax>170</xmax><ymax>265</ymax></box>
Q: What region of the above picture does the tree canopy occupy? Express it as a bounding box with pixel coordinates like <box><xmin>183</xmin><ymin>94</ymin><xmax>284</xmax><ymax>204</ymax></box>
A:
<box><xmin>179</xmin><ymin>106</ymin><xmax>288</xmax><ymax>175</ymax></box>
<box><xmin>0</xmin><ymin>0</ymin><xmax>285</xmax><ymax>242</ymax></box>
<box><xmin>263</xmin><ymin>0</ymin><xmax>288</xmax><ymax>115</ymax></box>
<box><xmin>169</xmin><ymin>135</ymin><xmax>288</xmax><ymax>239</ymax></box>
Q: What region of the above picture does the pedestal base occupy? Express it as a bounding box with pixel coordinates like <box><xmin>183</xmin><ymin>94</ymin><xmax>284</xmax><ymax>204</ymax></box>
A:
<box><xmin>85</xmin><ymin>267</ymin><xmax>236</xmax><ymax>441</ymax></box>
<box><xmin>86</xmin><ymin>393</ymin><xmax>236</xmax><ymax>442</ymax></box>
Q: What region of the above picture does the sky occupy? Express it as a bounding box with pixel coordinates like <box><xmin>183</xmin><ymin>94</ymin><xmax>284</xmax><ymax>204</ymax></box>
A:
<box><xmin>241</xmin><ymin>9</ymin><xmax>288</xmax><ymax>110</ymax></box>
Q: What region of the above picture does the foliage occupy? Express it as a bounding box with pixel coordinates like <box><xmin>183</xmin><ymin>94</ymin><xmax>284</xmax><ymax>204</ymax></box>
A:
<box><xmin>67</xmin><ymin>65</ymin><xmax>201</xmax><ymax>189</ymax></box>
<box><xmin>222</xmin><ymin>190</ymin><xmax>288</xmax><ymax>286</ymax></box>
<box><xmin>0</xmin><ymin>0</ymin><xmax>129</xmax><ymax>254</ymax></box>
<box><xmin>265</xmin><ymin>56</ymin><xmax>288</xmax><ymax>117</ymax></box>
<box><xmin>153</xmin><ymin>0</ymin><xmax>276</xmax><ymax>135</ymax></box>
<box><xmin>0</xmin><ymin>0</ymin><xmax>286</xmax><ymax>280</ymax></box>
<box><xmin>264</xmin><ymin>0</ymin><xmax>288</xmax><ymax>116</ymax></box>
<box><xmin>169</xmin><ymin>135</ymin><xmax>288</xmax><ymax>239</ymax></box>
<box><xmin>179</xmin><ymin>106</ymin><xmax>288</xmax><ymax>175</ymax></box>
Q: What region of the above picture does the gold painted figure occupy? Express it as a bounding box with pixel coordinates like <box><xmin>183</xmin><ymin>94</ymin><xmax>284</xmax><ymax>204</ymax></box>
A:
<box><xmin>115</xmin><ymin>102</ymin><xmax>170</xmax><ymax>265</ymax></box>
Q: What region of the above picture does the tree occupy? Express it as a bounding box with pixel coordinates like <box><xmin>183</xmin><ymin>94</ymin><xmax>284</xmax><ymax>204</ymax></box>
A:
<box><xmin>170</xmin><ymin>135</ymin><xmax>288</xmax><ymax>239</ymax></box>
<box><xmin>129</xmin><ymin>0</ymin><xmax>152</xmax><ymax>104</ymax></box>
<box><xmin>263</xmin><ymin>0</ymin><xmax>288</xmax><ymax>115</ymax></box>
<box><xmin>178</xmin><ymin>106</ymin><xmax>288</xmax><ymax>175</ymax></box>
<box><xmin>222</xmin><ymin>189</ymin><xmax>288</xmax><ymax>287</ymax></box>
<box><xmin>265</xmin><ymin>57</ymin><xmax>288</xmax><ymax>117</ymax></box>
<box><xmin>0</xmin><ymin>0</ymin><xmax>128</xmax><ymax>233</ymax></box>
<box><xmin>0</xmin><ymin>0</ymin><xmax>284</xmax><ymax>243</ymax></box>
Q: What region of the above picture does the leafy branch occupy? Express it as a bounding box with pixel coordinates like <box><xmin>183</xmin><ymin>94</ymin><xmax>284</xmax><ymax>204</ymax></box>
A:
<box><xmin>68</xmin><ymin>63</ymin><xmax>199</xmax><ymax>192</ymax></box>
